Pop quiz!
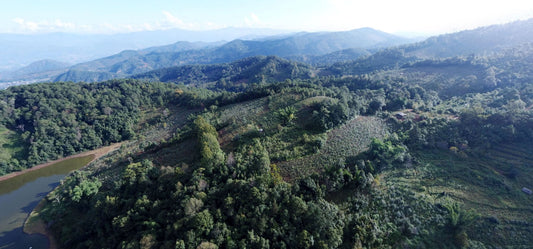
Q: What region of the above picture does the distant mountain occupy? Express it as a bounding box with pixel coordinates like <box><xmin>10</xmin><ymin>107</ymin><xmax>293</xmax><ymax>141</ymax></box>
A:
<box><xmin>53</xmin><ymin>70</ymin><xmax>115</xmax><ymax>83</ymax></box>
<box><xmin>0</xmin><ymin>28</ymin><xmax>291</xmax><ymax>71</ymax></box>
<box><xmin>10</xmin><ymin>19</ymin><xmax>533</xmax><ymax>85</ymax></box>
<box><xmin>402</xmin><ymin>18</ymin><xmax>533</xmax><ymax>58</ymax></box>
<box><xmin>321</xmin><ymin>49</ymin><xmax>418</xmax><ymax>76</ymax></box>
<box><xmin>287</xmin><ymin>48</ymin><xmax>372</xmax><ymax>66</ymax></box>
<box><xmin>141</xmin><ymin>41</ymin><xmax>225</xmax><ymax>54</ymax></box>
<box><xmin>322</xmin><ymin>18</ymin><xmax>533</xmax><ymax>76</ymax></box>
<box><xmin>54</xmin><ymin>28</ymin><xmax>410</xmax><ymax>82</ymax></box>
<box><xmin>0</xmin><ymin>59</ymin><xmax>70</xmax><ymax>82</ymax></box>
<box><xmin>6</xmin><ymin>59</ymin><xmax>69</xmax><ymax>76</ymax></box>
<box><xmin>133</xmin><ymin>56</ymin><xmax>314</xmax><ymax>89</ymax></box>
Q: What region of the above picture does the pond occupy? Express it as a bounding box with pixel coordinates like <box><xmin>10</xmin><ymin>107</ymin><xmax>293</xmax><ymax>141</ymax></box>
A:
<box><xmin>0</xmin><ymin>155</ymin><xmax>94</xmax><ymax>249</ymax></box>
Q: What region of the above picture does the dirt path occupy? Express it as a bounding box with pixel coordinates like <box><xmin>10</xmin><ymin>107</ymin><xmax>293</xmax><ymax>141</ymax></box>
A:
<box><xmin>0</xmin><ymin>142</ymin><xmax>122</xmax><ymax>182</ymax></box>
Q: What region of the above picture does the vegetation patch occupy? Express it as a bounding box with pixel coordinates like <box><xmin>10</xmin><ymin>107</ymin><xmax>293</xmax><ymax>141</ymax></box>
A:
<box><xmin>0</xmin><ymin>125</ymin><xmax>26</xmax><ymax>173</ymax></box>
<box><xmin>278</xmin><ymin>116</ymin><xmax>388</xmax><ymax>179</ymax></box>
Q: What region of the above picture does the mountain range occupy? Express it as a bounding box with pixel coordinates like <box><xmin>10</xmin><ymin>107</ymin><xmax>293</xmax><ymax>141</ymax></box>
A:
<box><xmin>0</xmin><ymin>27</ymin><xmax>292</xmax><ymax>71</ymax></box>
<box><xmin>1</xmin><ymin>27</ymin><xmax>413</xmax><ymax>85</ymax></box>
<box><xmin>2</xmin><ymin>19</ymin><xmax>533</xmax><ymax>87</ymax></box>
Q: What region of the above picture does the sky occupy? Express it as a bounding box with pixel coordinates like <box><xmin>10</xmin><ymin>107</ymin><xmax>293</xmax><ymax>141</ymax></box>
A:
<box><xmin>2</xmin><ymin>0</ymin><xmax>533</xmax><ymax>36</ymax></box>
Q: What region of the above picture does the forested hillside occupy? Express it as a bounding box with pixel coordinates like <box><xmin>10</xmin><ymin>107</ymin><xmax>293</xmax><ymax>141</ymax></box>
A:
<box><xmin>402</xmin><ymin>19</ymin><xmax>533</xmax><ymax>58</ymax></box>
<box><xmin>12</xmin><ymin>28</ymin><xmax>407</xmax><ymax>83</ymax></box>
<box><xmin>12</xmin><ymin>37</ymin><xmax>531</xmax><ymax>248</ymax></box>
<box><xmin>0</xmin><ymin>80</ymin><xmax>177</xmax><ymax>174</ymax></box>
<box><xmin>3</xmin><ymin>19</ymin><xmax>533</xmax><ymax>249</ymax></box>
<box><xmin>133</xmin><ymin>56</ymin><xmax>315</xmax><ymax>90</ymax></box>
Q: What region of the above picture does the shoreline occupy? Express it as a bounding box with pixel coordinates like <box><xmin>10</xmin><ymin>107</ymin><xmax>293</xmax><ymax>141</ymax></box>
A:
<box><xmin>0</xmin><ymin>143</ymin><xmax>122</xmax><ymax>182</ymax></box>
<box><xmin>23</xmin><ymin>199</ymin><xmax>59</xmax><ymax>249</ymax></box>
<box><xmin>17</xmin><ymin>143</ymin><xmax>123</xmax><ymax>249</ymax></box>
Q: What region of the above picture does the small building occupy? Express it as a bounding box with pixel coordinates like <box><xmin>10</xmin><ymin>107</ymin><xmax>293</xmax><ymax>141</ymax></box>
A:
<box><xmin>522</xmin><ymin>187</ymin><xmax>532</xmax><ymax>195</ymax></box>
<box><xmin>395</xmin><ymin>112</ymin><xmax>407</xmax><ymax>119</ymax></box>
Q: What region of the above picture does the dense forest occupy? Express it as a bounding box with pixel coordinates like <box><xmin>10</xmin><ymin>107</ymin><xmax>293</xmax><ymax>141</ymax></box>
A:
<box><xmin>0</xmin><ymin>80</ymin><xmax>177</xmax><ymax>175</ymax></box>
<box><xmin>2</xmin><ymin>20</ymin><xmax>533</xmax><ymax>249</ymax></box>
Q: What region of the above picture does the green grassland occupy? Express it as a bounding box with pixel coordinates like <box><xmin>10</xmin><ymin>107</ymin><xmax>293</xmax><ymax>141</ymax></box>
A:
<box><xmin>0</xmin><ymin>125</ymin><xmax>27</xmax><ymax>172</ymax></box>
<box><xmin>278</xmin><ymin>116</ymin><xmax>389</xmax><ymax>179</ymax></box>
<box><xmin>381</xmin><ymin>142</ymin><xmax>533</xmax><ymax>247</ymax></box>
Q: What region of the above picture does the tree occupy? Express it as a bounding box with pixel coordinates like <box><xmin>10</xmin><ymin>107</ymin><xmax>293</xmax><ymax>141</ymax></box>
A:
<box><xmin>194</xmin><ymin>116</ymin><xmax>225</xmax><ymax>172</ymax></box>
<box><xmin>444</xmin><ymin>202</ymin><xmax>478</xmax><ymax>248</ymax></box>
<box><xmin>367</xmin><ymin>98</ymin><xmax>385</xmax><ymax>115</ymax></box>
<box><xmin>193</xmin><ymin>210</ymin><xmax>214</xmax><ymax>236</ymax></box>
<box><xmin>69</xmin><ymin>179</ymin><xmax>102</xmax><ymax>203</ymax></box>
<box><xmin>277</xmin><ymin>106</ymin><xmax>297</xmax><ymax>126</ymax></box>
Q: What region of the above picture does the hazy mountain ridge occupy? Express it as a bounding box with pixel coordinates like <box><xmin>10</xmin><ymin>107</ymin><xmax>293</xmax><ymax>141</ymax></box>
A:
<box><xmin>287</xmin><ymin>48</ymin><xmax>372</xmax><ymax>66</ymax></box>
<box><xmin>5</xmin><ymin>19</ymin><xmax>533</xmax><ymax>86</ymax></box>
<box><xmin>0</xmin><ymin>59</ymin><xmax>69</xmax><ymax>79</ymax></box>
<box><xmin>51</xmin><ymin>27</ymin><xmax>410</xmax><ymax>82</ymax></box>
<box><xmin>323</xmin><ymin>18</ymin><xmax>533</xmax><ymax>76</ymax></box>
<box><xmin>0</xmin><ymin>27</ymin><xmax>292</xmax><ymax>71</ymax></box>
<box><xmin>0</xmin><ymin>59</ymin><xmax>71</xmax><ymax>86</ymax></box>
<box><xmin>133</xmin><ymin>55</ymin><xmax>314</xmax><ymax>88</ymax></box>
<box><xmin>402</xmin><ymin>18</ymin><xmax>533</xmax><ymax>58</ymax></box>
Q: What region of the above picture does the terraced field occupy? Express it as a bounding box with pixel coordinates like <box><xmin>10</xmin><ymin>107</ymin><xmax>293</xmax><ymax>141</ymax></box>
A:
<box><xmin>383</xmin><ymin>142</ymin><xmax>533</xmax><ymax>247</ymax></box>
<box><xmin>278</xmin><ymin>116</ymin><xmax>389</xmax><ymax>180</ymax></box>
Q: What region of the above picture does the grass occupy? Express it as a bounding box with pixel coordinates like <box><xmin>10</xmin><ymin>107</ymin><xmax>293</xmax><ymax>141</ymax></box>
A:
<box><xmin>85</xmin><ymin>106</ymin><xmax>198</xmax><ymax>184</ymax></box>
<box><xmin>380</xmin><ymin>142</ymin><xmax>533</xmax><ymax>247</ymax></box>
<box><xmin>0</xmin><ymin>125</ymin><xmax>26</xmax><ymax>163</ymax></box>
<box><xmin>216</xmin><ymin>95</ymin><xmax>329</xmax><ymax>161</ymax></box>
<box><xmin>278</xmin><ymin>116</ymin><xmax>389</xmax><ymax>180</ymax></box>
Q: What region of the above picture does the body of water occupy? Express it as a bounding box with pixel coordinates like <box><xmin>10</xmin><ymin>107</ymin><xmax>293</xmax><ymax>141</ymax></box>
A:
<box><xmin>0</xmin><ymin>155</ymin><xmax>94</xmax><ymax>249</ymax></box>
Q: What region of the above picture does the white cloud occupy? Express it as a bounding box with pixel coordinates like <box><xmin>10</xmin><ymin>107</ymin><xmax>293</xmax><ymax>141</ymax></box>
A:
<box><xmin>10</xmin><ymin>10</ymin><xmax>251</xmax><ymax>34</ymax></box>
<box><xmin>244</xmin><ymin>13</ymin><xmax>261</xmax><ymax>27</ymax></box>
<box><xmin>53</xmin><ymin>19</ymin><xmax>76</xmax><ymax>29</ymax></box>
<box><xmin>12</xmin><ymin>18</ymin><xmax>78</xmax><ymax>33</ymax></box>
<box><xmin>12</xmin><ymin>18</ymin><xmax>41</xmax><ymax>32</ymax></box>
<box><xmin>162</xmin><ymin>11</ymin><xmax>186</xmax><ymax>28</ymax></box>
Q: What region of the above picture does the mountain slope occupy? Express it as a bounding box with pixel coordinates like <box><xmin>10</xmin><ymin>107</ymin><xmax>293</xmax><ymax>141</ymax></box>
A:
<box><xmin>6</xmin><ymin>32</ymin><xmax>533</xmax><ymax>248</ymax></box>
<box><xmin>322</xmin><ymin>19</ymin><xmax>533</xmax><ymax>77</ymax></box>
<box><xmin>133</xmin><ymin>56</ymin><xmax>315</xmax><ymax>88</ymax></box>
<box><xmin>287</xmin><ymin>48</ymin><xmax>372</xmax><ymax>65</ymax></box>
<box><xmin>53</xmin><ymin>28</ymin><xmax>410</xmax><ymax>82</ymax></box>
<box><xmin>403</xmin><ymin>18</ymin><xmax>533</xmax><ymax>58</ymax></box>
<box><xmin>0</xmin><ymin>59</ymin><xmax>70</xmax><ymax>81</ymax></box>
<box><xmin>0</xmin><ymin>28</ymin><xmax>290</xmax><ymax>71</ymax></box>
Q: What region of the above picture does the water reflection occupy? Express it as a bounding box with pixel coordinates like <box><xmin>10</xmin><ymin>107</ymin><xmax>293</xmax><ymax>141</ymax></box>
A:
<box><xmin>0</xmin><ymin>155</ymin><xmax>94</xmax><ymax>249</ymax></box>
<box><xmin>0</xmin><ymin>155</ymin><xmax>94</xmax><ymax>196</ymax></box>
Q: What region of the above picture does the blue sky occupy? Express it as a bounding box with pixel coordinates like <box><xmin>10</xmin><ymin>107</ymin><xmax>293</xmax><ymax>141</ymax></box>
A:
<box><xmin>2</xmin><ymin>0</ymin><xmax>533</xmax><ymax>35</ymax></box>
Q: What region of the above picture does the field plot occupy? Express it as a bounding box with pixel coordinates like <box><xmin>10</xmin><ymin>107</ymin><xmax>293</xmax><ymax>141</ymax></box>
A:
<box><xmin>278</xmin><ymin>116</ymin><xmax>389</xmax><ymax>179</ymax></box>
<box><xmin>383</xmin><ymin>142</ymin><xmax>533</xmax><ymax>247</ymax></box>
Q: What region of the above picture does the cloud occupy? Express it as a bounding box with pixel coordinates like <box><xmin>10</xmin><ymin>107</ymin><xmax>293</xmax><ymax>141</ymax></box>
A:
<box><xmin>159</xmin><ymin>11</ymin><xmax>226</xmax><ymax>30</ymax></box>
<box><xmin>10</xmin><ymin>11</ymin><xmax>223</xmax><ymax>34</ymax></box>
<box><xmin>244</xmin><ymin>13</ymin><xmax>261</xmax><ymax>27</ymax></box>
<box><xmin>12</xmin><ymin>18</ymin><xmax>78</xmax><ymax>32</ymax></box>
<box><xmin>162</xmin><ymin>11</ymin><xmax>186</xmax><ymax>28</ymax></box>
<box><xmin>12</xmin><ymin>18</ymin><xmax>40</xmax><ymax>32</ymax></box>
<box><xmin>53</xmin><ymin>19</ymin><xmax>76</xmax><ymax>29</ymax></box>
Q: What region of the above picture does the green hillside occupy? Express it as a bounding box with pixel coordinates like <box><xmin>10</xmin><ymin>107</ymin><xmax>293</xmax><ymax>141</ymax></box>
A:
<box><xmin>2</xmin><ymin>20</ymin><xmax>533</xmax><ymax>249</ymax></box>
<box><xmin>50</xmin><ymin>28</ymin><xmax>409</xmax><ymax>83</ymax></box>
<box><xmin>133</xmin><ymin>56</ymin><xmax>315</xmax><ymax>90</ymax></box>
